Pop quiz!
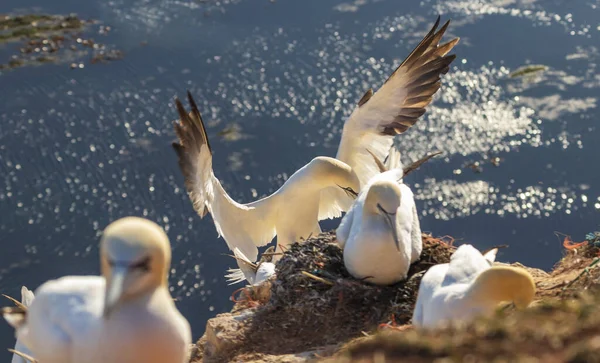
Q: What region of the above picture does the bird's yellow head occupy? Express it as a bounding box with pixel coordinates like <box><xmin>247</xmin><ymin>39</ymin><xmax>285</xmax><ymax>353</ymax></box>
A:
<box><xmin>470</xmin><ymin>265</ymin><xmax>536</xmax><ymax>309</ymax></box>
<box><xmin>100</xmin><ymin>216</ymin><xmax>172</xmax><ymax>318</ymax></box>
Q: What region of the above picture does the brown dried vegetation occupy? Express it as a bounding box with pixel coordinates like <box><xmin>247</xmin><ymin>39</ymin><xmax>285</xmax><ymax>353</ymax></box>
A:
<box><xmin>191</xmin><ymin>232</ymin><xmax>600</xmax><ymax>363</ymax></box>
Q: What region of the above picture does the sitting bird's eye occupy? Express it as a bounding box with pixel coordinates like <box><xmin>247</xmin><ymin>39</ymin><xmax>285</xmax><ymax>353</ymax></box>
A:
<box><xmin>377</xmin><ymin>203</ymin><xmax>395</xmax><ymax>216</ymax></box>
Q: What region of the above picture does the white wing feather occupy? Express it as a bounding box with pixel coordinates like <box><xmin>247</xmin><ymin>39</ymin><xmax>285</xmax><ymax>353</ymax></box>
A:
<box><xmin>335</xmin><ymin>204</ymin><xmax>356</xmax><ymax>249</ymax></box>
<box><xmin>412</xmin><ymin>263</ymin><xmax>449</xmax><ymax>328</ymax></box>
<box><xmin>443</xmin><ymin>244</ymin><xmax>492</xmax><ymax>285</ymax></box>
<box><xmin>319</xmin><ymin>18</ymin><xmax>458</xmax><ymax>219</ymax></box>
<box><xmin>483</xmin><ymin>248</ymin><xmax>498</xmax><ymax>264</ymax></box>
<box><xmin>225</xmin><ymin>248</ymin><xmax>258</xmax><ymax>285</ymax></box>
<box><xmin>173</xmin><ymin>94</ymin><xmax>278</xmax><ymax>262</ymax></box>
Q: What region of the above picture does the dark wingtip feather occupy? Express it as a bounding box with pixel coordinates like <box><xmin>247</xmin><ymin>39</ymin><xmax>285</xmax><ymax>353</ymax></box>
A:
<box><xmin>170</xmin><ymin>92</ymin><xmax>214</xmax><ymax>219</ymax></box>
<box><xmin>402</xmin><ymin>151</ymin><xmax>442</xmax><ymax>177</ymax></box>
<box><xmin>174</xmin><ymin>97</ymin><xmax>189</xmax><ymax>123</ymax></box>
<box><xmin>186</xmin><ymin>91</ymin><xmax>213</xmax><ymax>154</ymax></box>
<box><xmin>357</xmin><ymin>88</ymin><xmax>374</xmax><ymax>107</ymax></box>
<box><xmin>171</xmin><ymin>141</ymin><xmax>183</xmax><ymax>155</ymax></box>
<box><xmin>375</xmin><ymin>17</ymin><xmax>457</xmax><ymax>137</ymax></box>
<box><xmin>366</xmin><ymin>149</ymin><xmax>387</xmax><ymax>173</ymax></box>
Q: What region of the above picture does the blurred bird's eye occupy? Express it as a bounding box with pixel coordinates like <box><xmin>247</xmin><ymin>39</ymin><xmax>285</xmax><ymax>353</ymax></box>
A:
<box><xmin>377</xmin><ymin>203</ymin><xmax>395</xmax><ymax>216</ymax></box>
<box><xmin>130</xmin><ymin>257</ymin><xmax>151</xmax><ymax>272</ymax></box>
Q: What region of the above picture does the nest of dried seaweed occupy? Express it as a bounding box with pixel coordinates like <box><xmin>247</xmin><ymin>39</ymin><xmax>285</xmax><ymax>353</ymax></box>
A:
<box><xmin>237</xmin><ymin>231</ymin><xmax>455</xmax><ymax>356</ymax></box>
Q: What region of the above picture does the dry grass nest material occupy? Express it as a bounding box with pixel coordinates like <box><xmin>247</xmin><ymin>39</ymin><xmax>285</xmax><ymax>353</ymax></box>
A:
<box><xmin>239</xmin><ymin>231</ymin><xmax>455</xmax><ymax>357</ymax></box>
<box><xmin>195</xmin><ymin>233</ymin><xmax>600</xmax><ymax>362</ymax></box>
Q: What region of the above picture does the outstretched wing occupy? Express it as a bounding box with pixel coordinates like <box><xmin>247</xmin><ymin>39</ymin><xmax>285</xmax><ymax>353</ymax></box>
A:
<box><xmin>319</xmin><ymin>18</ymin><xmax>458</xmax><ymax>219</ymax></box>
<box><xmin>172</xmin><ymin>92</ymin><xmax>277</xmax><ymax>261</ymax></box>
<box><xmin>336</xmin><ymin>16</ymin><xmax>459</xmax><ymax>188</ymax></box>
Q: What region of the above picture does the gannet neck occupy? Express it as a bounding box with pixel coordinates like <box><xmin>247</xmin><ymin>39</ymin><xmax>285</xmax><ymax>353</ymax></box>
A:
<box><xmin>305</xmin><ymin>156</ymin><xmax>360</xmax><ymax>193</ymax></box>
<box><xmin>100</xmin><ymin>217</ymin><xmax>172</xmax><ymax>316</ymax></box>
<box><xmin>363</xmin><ymin>180</ymin><xmax>402</xmax><ymax>215</ymax></box>
<box><xmin>467</xmin><ymin>265</ymin><xmax>536</xmax><ymax>309</ymax></box>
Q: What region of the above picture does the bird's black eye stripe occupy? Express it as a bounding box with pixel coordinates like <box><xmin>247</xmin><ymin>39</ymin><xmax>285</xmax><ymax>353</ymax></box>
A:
<box><xmin>129</xmin><ymin>257</ymin><xmax>151</xmax><ymax>272</ymax></box>
<box><xmin>377</xmin><ymin>203</ymin><xmax>396</xmax><ymax>216</ymax></box>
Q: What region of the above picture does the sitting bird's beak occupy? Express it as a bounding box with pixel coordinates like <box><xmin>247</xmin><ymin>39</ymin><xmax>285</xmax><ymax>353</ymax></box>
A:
<box><xmin>103</xmin><ymin>266</ymin><xmax>128</xmax><ymax>319</ymax></box>
<box><xmin>378</xmin><ymin>204</ymin><xmax>400</xmax><ymax>250</ymax></box>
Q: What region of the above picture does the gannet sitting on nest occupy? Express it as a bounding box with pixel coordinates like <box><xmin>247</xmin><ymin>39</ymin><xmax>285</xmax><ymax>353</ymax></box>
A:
<box><xmin>336</xmin><ymin>149</ymin><xmax>434</xmax><ymax>285</ymax></box>
<box><xmin>2</xmin><ymin>217</ymin><xmax>192</xmax><ymax>363</ymax></box>
<box><xmin>412</xmin><ymin>244</ymin><xmax>536</xmax><ymax>329</ymax></box>
<box><xmin>225</xmin><ymin>246</ymin><xmax>277</xmax><ymax>286</ymax></box>
<box><xmin>172</xmin><ymin>17</ymin><xmax>458</xmax><ymax>262</ymax></box>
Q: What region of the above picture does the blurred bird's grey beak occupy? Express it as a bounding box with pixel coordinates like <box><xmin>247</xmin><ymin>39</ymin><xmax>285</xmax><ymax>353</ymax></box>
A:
<box><xmin>103</xmin><ymin>266</ymin><xmax>128</xmax><ymax>319</ymax></box>
<box><xmin>378</xmin><ymin>204</ymin><xmax>400</xmax><ymax>251</ymax></box>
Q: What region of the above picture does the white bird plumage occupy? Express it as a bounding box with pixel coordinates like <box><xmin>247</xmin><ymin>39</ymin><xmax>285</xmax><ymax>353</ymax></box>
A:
<box><xmin>2</xmin><ymin>217</ymin><xmax>192</xmax><ymax>363</ymax></box>
<box><xmin>172</xmin><ymin>93</ymin><xmax>361</xmax><ymax>262</ymax></box>
<box><xmin>412</xmin><ymin>244</ymin><xmax>536</xmax><ymax>329</ymax></box>
<box><xmin>225</xmin><ymin>246</ymin><xmax>277</xmax><ymax>286</ymax></box>
<box><xmin>319</xmin><ymin>16</ymin><xmax>459</xmax><ymax>218</ymax></box>
<box><xmin>173</xmin><ymin>17</ymin><xmax>458</xmax><ymax>262</ymax></box>
<box><xmin>336</xmin><ymin>150</ymin><xmax>423</xmax><ymax>285</ymax></box>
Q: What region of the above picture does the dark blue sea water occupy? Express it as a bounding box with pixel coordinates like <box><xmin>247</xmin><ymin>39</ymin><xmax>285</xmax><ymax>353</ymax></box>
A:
<box><xmin>0</xmin><ymin>0</ymin><xmax>598</xmax><ymax>359</ymax></box>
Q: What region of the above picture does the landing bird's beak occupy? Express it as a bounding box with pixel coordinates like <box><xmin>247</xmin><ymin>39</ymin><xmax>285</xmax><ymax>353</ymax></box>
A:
<box><xmin>378</xmin><ymin>204</ymin><xmax>400</xmax><ymax>251</ymax></box>
<box><xmin>337</xmin><ymin>184</ymin><xmax>358</xmax><ymax>199</ymax></box>
<box><xmin>103</xmin><ymin>266</ymin><xmax>128</xmax><ymax>319</ymax></box>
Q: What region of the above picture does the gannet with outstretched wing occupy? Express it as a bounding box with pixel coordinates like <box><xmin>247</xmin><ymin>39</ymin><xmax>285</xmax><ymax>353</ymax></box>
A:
<box><xmin>172</xmin><ymin>93</ymin><xmax>361</xmax><ymax>262</ymax></box>
<box><xmin>173</xmin><ymin>17</ymin><xmax>457</xmax><ymax>261</ymax></box>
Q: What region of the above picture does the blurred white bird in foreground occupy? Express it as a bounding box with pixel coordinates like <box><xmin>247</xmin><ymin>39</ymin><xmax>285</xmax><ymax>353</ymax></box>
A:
<box><xmin>172</xmin><ymin>17</ymin><xmax>458</xmax><ymax>262</ymax></box>
<box><xmin>225</xmin><ymin>246</ymin><xmax>277</xmax><ymax>286</ymax></box>
<box><xmin>412</xmin><ymin>244</ymin><xmax>536</xmax><ymax>329</ymax></box>
<box><xmin>2</xmin><ymin>217</ymin><xmax>192</xmax><ymax>363</ymax></box>
<box><xmin>336</xmin><ymin>150</ymin><xmax>427</xmax><ymax>285</ymax></box>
